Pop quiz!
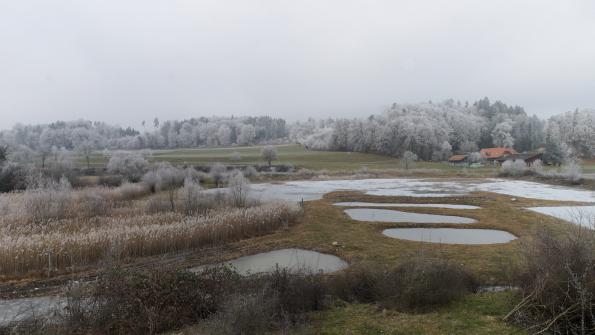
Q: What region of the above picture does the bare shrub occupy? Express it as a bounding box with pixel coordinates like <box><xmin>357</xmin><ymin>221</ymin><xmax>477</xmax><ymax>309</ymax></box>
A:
<box><xmin>74</xmin><ymin>191</ymin><xmax>113</xmax><ymax>218</ymax></box>
<box><xmin>508</xmin><ymin>225</ymin><xmax>595</xmax><ymax>334</ymax></box>
<box><xmin>22</xmin><ymin>176</ymin><xmax>73</xmax><ymax>223</ymax></box>
<box><xmin>106</xmin><ymin>152</ymin><xmax>149</xmax><ymax>182</ymax></box>
<box><xmin>377</xmin><ymin>257</ymin><xmax>476</xmax><ymax>311</ymax></box>
<box><xmin>209</xmin><ymin>163</ymin><xmax>227</xmax><ymax>188</ymax></box>
<box><xmin>177</xmin><ymin>178</ymin><xmax>203</xmax><ymax>214</ymax></box>
<box><xmin>243</xmin><ymin>165</ymin><xmax>259</xmax><ymax>178</ymax></box>
<box><xmin>531</xmin><ymin>160</ymin><xmax>584</xmax><ymax>185</ymax></box>
<box><xmin>56</xmin><ymin>268</ymin><xmax>233</xmax><ymax>335</ymax></box>
<box><xmin>561</xmin><ymin>161</ymin><xmax>583</xmax><ymax>184</ymax></box>
<box><xmin>500</xmin><ymin>159</ymin><xmax>527</xmax><ymax>177</ymax></box>
<box><xmin>228</xmin><ymin>170</ymin><xmax>250</xmax><ymax>207</ymax></box>
<box><xmin>115</xmin><ymin>182</ymin><xmax>150</xmax><ymax>201</ymax></box>
<box><xmin>144</xmin><ymin>194</ymin><xmax>173</xmax><ymax>214</ymax></box>
<box><xmin>328</xmin><ymin>264</ymin><xmax>382</xmax><ymax>303</ymax></box>
<box><xmin>97</xmin><ymin>175</ymin><xmax>123</xmax><ymax>187</ymax></box>
<box><xmin>295</xmin><ymin>168</ymin><xmax>314</xmax><ymax>177</ymax></box>
<box><xmin>0</xmin><ymin>162</ymin><xmax>30</xmax><ymax>193</ymax></box>
<box><xmin>204</xmin><ymin>290</ymin><xmax>280</xmax><ymax>335</ymax></box>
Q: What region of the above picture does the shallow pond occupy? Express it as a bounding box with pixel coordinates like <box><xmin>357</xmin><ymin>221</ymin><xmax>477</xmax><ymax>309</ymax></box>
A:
<box><xmin>344</xmin><ymin>208</ymin><xmax>476</xmax><ymax>224</ymax></box>
<box><xmin>334</xmin><ymin>202</ymin><xmax>480</xmax><ymax>209</ymax></box>
<box><xmin>527</xmin><ymin>206</ymin><xmax>595</xmax><ymax>227</ymax></box>
<box><xmin>382</xmin><ymin>228</ymin><xmax>517</xmax><ymax>244</ymax></box>
<box><xmin>191</xmin><ymin>248</ymin><xmax>348</xmax><ymax>275</ymax></box>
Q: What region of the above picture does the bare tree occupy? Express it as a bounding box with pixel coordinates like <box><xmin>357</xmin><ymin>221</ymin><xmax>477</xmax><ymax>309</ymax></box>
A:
<box><xmin>260</xmin><ymin>145</ymin><xmax>278</xmax><ymax>167</ymax></box>
<box><xmin>107</xmin><ymin>152</ymin><xmax>149</xmax><ymax>182</ymax></box>
<box><xmin>210</xmin><ymin>162</ymin><xmax>227</xmax><ymax>188</ymax></box>
<box><xmin>400</xmin><ymin>151</ymin><xmax>418</xmax><ymax>170</ymax></box>
<box><xmin>229</xmin><ymin>151</ymin><xmax>242</xmax><ymax>162</ymax></box>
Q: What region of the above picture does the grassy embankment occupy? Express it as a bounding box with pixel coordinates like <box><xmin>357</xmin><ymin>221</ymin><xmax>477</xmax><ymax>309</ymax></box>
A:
<box><xmin>174</xmin><ymin>189</ymin><xmax>584</xmax><ymax>334</ymax></box>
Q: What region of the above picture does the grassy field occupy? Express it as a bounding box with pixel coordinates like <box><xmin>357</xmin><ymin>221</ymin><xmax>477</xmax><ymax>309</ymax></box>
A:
<box><xmin>83</xmin><ymin>144</ymin><xmax>595</xmax><ymax>175</ymax></box>
<box><xmin>84</xmin><ymin>144</ymin><xmax>492</xmax><ymax>173</ymax></box>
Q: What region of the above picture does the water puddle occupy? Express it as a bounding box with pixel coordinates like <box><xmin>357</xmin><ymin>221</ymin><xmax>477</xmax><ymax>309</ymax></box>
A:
<box><xmin>345</xmin><ymin>208</ymin><xmax>476</xmax><ymax>224</ymax></box>
<box><xmin>382</xmin><ymin>228</ymin><xmax>517</xmax><ymax>244</ymax></box>
<box><xmin>334</xmin><ymin>202</ymin><xmax>479</xmax><ymax>209</ymax></box>
<box><xmin>527</xmin><ymin>206</ymin><xmax>595</xmax><ymax>227</ymax></box>
<box><xmin>190</xmin><ymin>248</ymin><xmax>348</xmax><ymax>275</ymax></box>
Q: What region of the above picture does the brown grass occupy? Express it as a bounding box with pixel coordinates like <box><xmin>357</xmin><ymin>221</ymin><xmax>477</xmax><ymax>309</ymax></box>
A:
<box><xmin>0</xmin><ymin>186</ymin><xmax>300</xmax><ymax>278</ymax></box>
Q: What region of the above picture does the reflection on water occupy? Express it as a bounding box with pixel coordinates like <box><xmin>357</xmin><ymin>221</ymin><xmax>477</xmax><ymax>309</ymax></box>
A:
<box><xmin>334</xmin><ymin>202</ymin><xmax>479</xmax><ymax>209</ymax></box>
<box><xmin>190</xmin><ymin>248</ymin><xmax>348</xmax><ymax>275</ymax></box>
<box><xmin>383</xmin><ymin>228</ymin><xmax>517</xmax><ymax>245</ymax></box>
<box><xmin>345</xmin><ymin>208</ymin><xmax>476</xmax><ymax>224</ymax></box>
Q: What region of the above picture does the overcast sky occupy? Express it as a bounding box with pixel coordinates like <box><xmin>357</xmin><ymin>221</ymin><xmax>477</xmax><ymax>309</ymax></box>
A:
<box><xmin>1</xmin><ymin>0</ymin><xmax>594</xmax><ymax>130</ymax></box>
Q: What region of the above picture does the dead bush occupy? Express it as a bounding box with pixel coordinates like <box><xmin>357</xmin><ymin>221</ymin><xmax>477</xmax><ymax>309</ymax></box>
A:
<box><xmin>70</xmin><ymin>267</ymin><xmax>233</xmax><ymax>334</ymax></box>
<box><xmin>203</xmin><ymin>290</ymin><xmax>280</xmax><ymax>335</ymax></box>
<box><xmin>377</xmin><ymin>257</ymin><xmax>477</xmax><ymax>311</ymax></box>
<box><xmin>328</xmin><ymin>264</ymin><xmax>382</xmax><ymax>303</ymax></box>
<box><xmin>508</xmin><ymin>226</ymin><xmax>595</xmax><ymax>334</ymax></box>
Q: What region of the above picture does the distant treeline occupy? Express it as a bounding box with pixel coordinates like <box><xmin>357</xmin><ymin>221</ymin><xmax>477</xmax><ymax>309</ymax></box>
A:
<box><xmin>0</xmin><ymin>98</ymin><xmax>593</xmax><ymax>166</ymax></box>
<box><xmin>292</xmin><ymin>98</ymin><xmax>594</xmax><ymax>161</ymax></box>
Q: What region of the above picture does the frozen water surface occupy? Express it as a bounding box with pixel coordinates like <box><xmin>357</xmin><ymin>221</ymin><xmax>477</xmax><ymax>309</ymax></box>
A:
<box><xmin>527</xmin><ymin>206</ymin><xmax>595</xmax><ymax>227</ymax></box>
<box><xmin>345</xmin><ymin>208</ymin><xmax>476</xmax><ymax>224</ymax></box>
<box><xmin>248</xmin><ymin>178</ymin><xmax>595</xmax><ymax>203</ymax></box>
<box><xmin>190</xmin><ymin>248</ymin><xmax>348</xmax><ymax>275</ymax></box>
<box><xmin>0</xmin><ymin>296</ymin><xmax>64</xmax><ymax>326</ymax></box>
<box><xmin>334</xmin><ymin>202</ymin><xmax>480</xmax><ymax>209</ymax></box>
<box><xmin>382</xmin><ymin>228</ymin><xmax>517</xmax><ymax>245</ymax></box>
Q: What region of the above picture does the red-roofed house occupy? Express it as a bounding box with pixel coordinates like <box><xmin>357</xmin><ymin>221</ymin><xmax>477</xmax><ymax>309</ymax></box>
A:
<box><xmin>447</xmin><ymin>154</ymin><xmax>468</xmax><ymax>165</ymax></box>
<box><xmin>480</xmin><ymin>147</ymin><xmax>518</xmax><ymax>163</ymax></box>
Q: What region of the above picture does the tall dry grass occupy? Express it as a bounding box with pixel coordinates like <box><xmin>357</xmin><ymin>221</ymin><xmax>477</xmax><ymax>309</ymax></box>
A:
<box><xmin>0</xmin><ymin>202</ymin><xmax>300</xmax><ymax>277</ymax></box>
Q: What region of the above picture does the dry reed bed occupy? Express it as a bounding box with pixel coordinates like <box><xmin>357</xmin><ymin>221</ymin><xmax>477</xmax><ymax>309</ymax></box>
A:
<box><xmin>0</xmin><ymin>203</ymin><xmax>300</xmax><ymax>277</ymax></box>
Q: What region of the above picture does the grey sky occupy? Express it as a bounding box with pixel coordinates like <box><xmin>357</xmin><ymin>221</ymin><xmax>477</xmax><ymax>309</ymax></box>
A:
<box><xmin>1</xmin><ymin>0</ymin><xmax>594</xmax><ymax>130</ymax></box>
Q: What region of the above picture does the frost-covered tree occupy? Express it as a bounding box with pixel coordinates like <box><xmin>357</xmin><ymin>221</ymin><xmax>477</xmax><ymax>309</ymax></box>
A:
<box><xmin>228</xmin><ymin>170</ymin><xmax>250</xmax><ymax>207</ymax></box>
<box><xmin>491</xmin><ymin>120</ymin><xmax>515</xmax><ymax>148</ymax></box>
<box><xmin>400</xmin><ymin>151</ymin><xmax>418</xmax><ymax>170</ymax></box>
<box><xmin>107</xmin><ymin>152</ymin><xmax>149</xmax><ymax>182</ymax></box>
<box><xmin>0</xmin><ymin>145</ymin><xmax>7</xmax><ymax>165</ymax></box>
<box><xmin>72</xmin><ymin>128</ymin><xmax>103</xmax><ymax>168</ymax></box>
<box><xmin>209</xmin><ymin>162</ymin><xmax>227</xmax><ymax>188</ymax></box>
<box><xmin>467</xmin><ymin>152</ymin><xmax>482</xmax><ymax>163</ymax></box>
<box><xmin>543</xmin><ymin>137</ymin><xmax>563</xmax><ymax>166</ymax></box>
<box><xmin>237</xmin><ymin>124</ymin><xmax>256</xmax><ymax>145</ymax></box>
<box><xmin>260</xmin><ymin>145</ymin><xmax>278</xmax><ymax>167</ymax></box>
<box><xmin>546</xmin><ymin>109</ymin><xmax>595</xmax><ymax>158</ymax></box>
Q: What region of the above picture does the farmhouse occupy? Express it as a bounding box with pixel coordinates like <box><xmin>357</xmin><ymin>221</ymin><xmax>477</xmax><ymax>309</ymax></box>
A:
<box><xmin>480</xmin><ymin>147</ymin><xmax>518</xmax><ymax>163</ymax></box>
<box><xmin>497</xmin><ymin>152</ymin><xmax>544</xmax><ymax>165</ymax></box>
<box><xmin>448</xmin><ymin>154</ymin><xmax>468</xmax><ymax>165</ymax></box>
